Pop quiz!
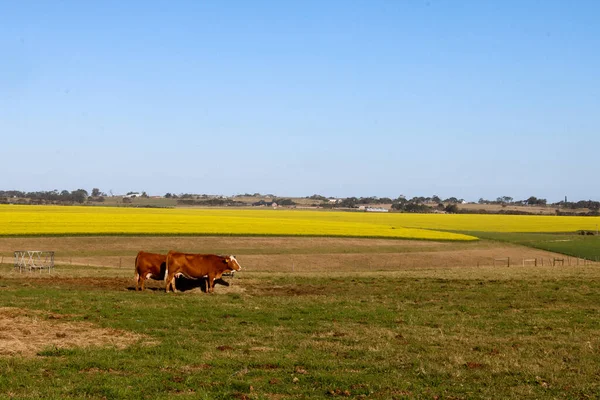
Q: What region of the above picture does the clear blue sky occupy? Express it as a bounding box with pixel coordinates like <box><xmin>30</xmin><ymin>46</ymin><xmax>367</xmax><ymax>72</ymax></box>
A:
<box><xmin>1</xmin><ymin>1</ymin><xmax>598</xmax><ymax>202</ymax></box>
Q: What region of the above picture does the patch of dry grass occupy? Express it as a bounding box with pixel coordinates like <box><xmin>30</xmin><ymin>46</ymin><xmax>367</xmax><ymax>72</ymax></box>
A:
<box><xmin>0</xmin><ymin>307</ymin><xmax>154</xmax><ymax>357</ymax></box>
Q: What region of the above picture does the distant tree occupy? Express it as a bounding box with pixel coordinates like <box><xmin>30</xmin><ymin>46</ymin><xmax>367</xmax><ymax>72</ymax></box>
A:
<box><xmin>91</xmin><ymin>188</ymin><xmax>101</xmax><ymax>197</ymax></box>
<box><xmin>71</xmin><ymin>189</ymin><xmax>88</xmax><ymax>204</ymax></box>
<box><xmin>432</xmin><ymin>195</ymin><xmax>441</xmax><ymax>203</ymax></box>
<box><xmin>165</xmin><ymin>193</ymin><xmax>172</xmax><ymax>198</ymax></box>
<box><xmin>273</xmin><ymin>198</ymin><xmax>296</xmax><ymax>206</ymax></box>
<box><xmin>403</xmin><ymin>203</ymin><xmax>431</xmax><ymax>213</ymax></box>
<box><xmin>339</xmin><ymin>197</ymin><xmax>359</xmax><ymax>208</ymax></box>
<box><xmin>309</xmin><ymin>194</ymin><xmax>328</xmax><ymax>201</ymax></box>
<box><xmin>526</xmin><ymin>196</ymin><xmax>547</xmax><ymax>206</ymax></box>
<box><xmin>444</xmin><ymin>204</ymin><xmax>459</xmax><ymax>213</ymax></box>
<box><xmin>444</xmin><ymin>197</ymin><xmax>459</xmax><ymax>204</ymax></box>
<box><xmin>394</xmin><ymin>196</ymin><xmax>407</xmax><ymax>204</ymax></box>
<box><xmin>391</xmin><ymin>198</ymin><xmax>432</xmax><ymax>213</ymax></box>
<box><xmin>410</xmin><ymin>196</ymin><xmax>426</xmax><ymax>204</ymax></box>
<box><xmin>141</xmin><ymin>191</ymin><xmax>149</xmax><ymax>198</ymax></box>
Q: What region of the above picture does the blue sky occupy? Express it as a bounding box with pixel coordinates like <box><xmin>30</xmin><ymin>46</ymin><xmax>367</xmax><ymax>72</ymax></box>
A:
<box><xmin>1</xmin><ymin>1</ymin><xmax>598</xmax><ymax>202</ymax></box>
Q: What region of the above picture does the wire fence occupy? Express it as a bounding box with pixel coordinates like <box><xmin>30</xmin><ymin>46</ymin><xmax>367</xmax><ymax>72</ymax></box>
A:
<box><xmin>7</xmin><ymin>254</ymin><xmax>594</xmax><ymax>274</ymax></box>
<box><xmin>1</xmin><ymin>253</ymin><xmax>599</xmax><ymax>274</ymax></box>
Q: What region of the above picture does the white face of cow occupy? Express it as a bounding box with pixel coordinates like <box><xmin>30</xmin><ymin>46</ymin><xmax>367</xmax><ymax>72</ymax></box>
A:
<box><xmin>227</xmin><ymin>255</ymin><xmax>242</xmax><ymax>271</ymax></box>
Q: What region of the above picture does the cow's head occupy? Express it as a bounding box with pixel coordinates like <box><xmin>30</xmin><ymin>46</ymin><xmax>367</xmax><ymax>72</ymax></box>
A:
<box><xmin>223</xmin><ymin>255</ymin><xmax>242</xmax><ymax>271</ymax></box>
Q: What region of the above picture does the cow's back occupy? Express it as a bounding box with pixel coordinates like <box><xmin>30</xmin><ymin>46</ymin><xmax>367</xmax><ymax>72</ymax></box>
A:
<box><xmin>168</xmin><ymin>252</ymin><xmax>221</xmax><ymax>277</ymax></box>
<box><xmin>136</xmin><ymin>251</ymin><xmax>167</xmax><ymax>276</ymax></box>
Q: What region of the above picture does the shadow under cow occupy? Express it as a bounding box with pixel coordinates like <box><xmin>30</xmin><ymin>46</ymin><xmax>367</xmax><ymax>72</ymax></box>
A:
<box><xmin>128</xmin><ymin>277</ymin><xmax>231</xmax><ymax>292</ymax></box>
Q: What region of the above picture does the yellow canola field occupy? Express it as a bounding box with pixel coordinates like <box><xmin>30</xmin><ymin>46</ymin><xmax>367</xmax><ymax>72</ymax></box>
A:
<box><xmin>367</xmin><ymin>213</ymin><xmax>600</xmax><ymax>233</ymax></box>
<box><xmin>2</xmin><ymin>205</ymin><xmax>597</xmax><ymax>239</ymax></box>
<box><xmin>0</xmin><ymin>205</ymin><xmax>475</xmax><ymax>241</ymax></box>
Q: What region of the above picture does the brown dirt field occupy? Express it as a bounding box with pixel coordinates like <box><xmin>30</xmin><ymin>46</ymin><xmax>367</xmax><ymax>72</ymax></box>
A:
<box><xmin>0</xmin><ymin>307</ymin><xmax>154</xmax><ymax>357</ymax></box>
<box><xmin>0</xmin><ymin>236</ymin><xmax>575</xmax><ymax>273</ymax></box>
<box><xmin>0</xmin><ymin>236</ymin><xmax>454</xmax><ymax>255</ymax></box>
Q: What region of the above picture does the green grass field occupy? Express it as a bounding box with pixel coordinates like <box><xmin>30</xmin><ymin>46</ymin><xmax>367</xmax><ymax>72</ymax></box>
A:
<box><xmin>1</xmin><ymin>265</ymin><xmax>599</xmax><ymax>399</ymax></box>
<box><xmin>458</xmin><ymin>232</ymin><xmax>600</xmax><ymax>261</ymax></box>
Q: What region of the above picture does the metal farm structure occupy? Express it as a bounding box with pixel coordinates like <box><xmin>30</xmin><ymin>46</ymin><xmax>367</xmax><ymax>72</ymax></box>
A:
<box><xmin>14</xmin><ymin>251</ymin><xmax>55</xmax><ymax>273</ymax></box>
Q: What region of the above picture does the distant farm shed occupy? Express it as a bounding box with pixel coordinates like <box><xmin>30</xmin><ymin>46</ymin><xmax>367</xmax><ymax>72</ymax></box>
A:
<box><xmin>365</xmin><ymin>207</ymin><xmax>388</xmax><ymax>213</ymax></box>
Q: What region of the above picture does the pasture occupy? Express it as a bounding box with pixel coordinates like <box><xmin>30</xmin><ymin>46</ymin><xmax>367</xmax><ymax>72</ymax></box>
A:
<box><xmin>1</xmin><ymin>234</ymin><xmax>599</xmax><ymax>399</ymax></box>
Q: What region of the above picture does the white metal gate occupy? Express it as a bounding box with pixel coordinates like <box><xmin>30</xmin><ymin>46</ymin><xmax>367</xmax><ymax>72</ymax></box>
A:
<box><xmin>14</xmin><ymin>251</ymin><xmax>55</xmax><ymax>273</ymax></box>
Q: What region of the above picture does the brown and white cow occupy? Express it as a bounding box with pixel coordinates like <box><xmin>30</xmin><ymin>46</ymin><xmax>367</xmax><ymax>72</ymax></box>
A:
<box><xmin>134</xmin><ymin>251</ymin><xmax>167</xmax><ymax>291</ymax></box>
<box><xmin>165</xmin><ymin>251</ymin><xmax>242</xmax><ymax>293</ymax></box>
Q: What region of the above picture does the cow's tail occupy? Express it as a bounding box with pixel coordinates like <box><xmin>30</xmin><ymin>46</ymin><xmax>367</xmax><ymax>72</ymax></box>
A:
<box><xmin>164</xmin><ymin>251</ymin><xmax>173</xmax><ymax>293</ymax></box>
<box><xmin>164</xmin><ymin>251</ymin><xmax>171</xmax><ymax>282</ymax></box>
<box><xmin>134</xmin><ymin>252</ymin><xmax>140</xmax><ymax>282</ymax></box>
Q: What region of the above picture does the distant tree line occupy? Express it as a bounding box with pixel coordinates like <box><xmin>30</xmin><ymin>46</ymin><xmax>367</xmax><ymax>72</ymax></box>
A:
<box><xmin>477</xmin><ymin>196</ymin><xmax>547</xmax><ymax>206</ymax></box>
<box><xmin>252</xmin><ymin>198</ymin><xmax>296</xmax><ymax>207</ymax></box>
<box><xmin>2</xmin><ymin>189</ymin><xmax>599</xmax><ymax>216</ymax></box>
<box><xmin>177</xmin><ymin>198</ymin><xmax>246</xmax><ymax>207</ymax></box>
<box><xmin>0</xmin><ymin>189</ymin><xmax>90</xmax><ymax>204</ymax></box>
<box><xmin>555</xmin><ymin>200</ymin><xmax>600</xmax><ymax>211</ymax></box>
<box><xmin>0</xmin><ymin>188</ymin><xmax>152</xmax><ymax>205</ymax></box>
<box><xmin>390</xmin><ymin>198</ymin><xmax>459</xmax><ymax>214</ymax></box>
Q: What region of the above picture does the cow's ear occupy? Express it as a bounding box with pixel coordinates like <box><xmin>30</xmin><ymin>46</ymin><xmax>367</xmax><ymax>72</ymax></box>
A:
<box><xmin>222</xmin><ymin>259</ymin><xmax>228</xmax><ymax>264</ymax></box>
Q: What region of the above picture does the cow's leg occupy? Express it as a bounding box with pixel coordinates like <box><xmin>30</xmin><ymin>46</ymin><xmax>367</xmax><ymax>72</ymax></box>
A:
<box><xmin>170</xmin><ymin>276</ymin><xmax>178</xmax><ymax>293</ymax></box>
<box><xmin>140</xmin><ymin>276</ymin><xmax>146</xmax><ymax>291</ymax></box>
<box><xmin>135</xmin><ymin>273</ymin><xmax>140</xmax><ymax>291</ymax></box>
<box><xmin>165</xmin><ymin>273</ymin><xmax>173</xmax><ymax>293</ymax></box>
<box><xmin>208</xmin><ymin>274</ymin><xmax>215</xmax><ymax>293</ymax></box>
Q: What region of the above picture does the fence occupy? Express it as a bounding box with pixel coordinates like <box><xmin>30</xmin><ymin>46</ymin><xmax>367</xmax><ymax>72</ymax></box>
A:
<box><xmin>5</xmin><ymin>253</ymin><xmax>599</xmax><ymax>274</ymax></box>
